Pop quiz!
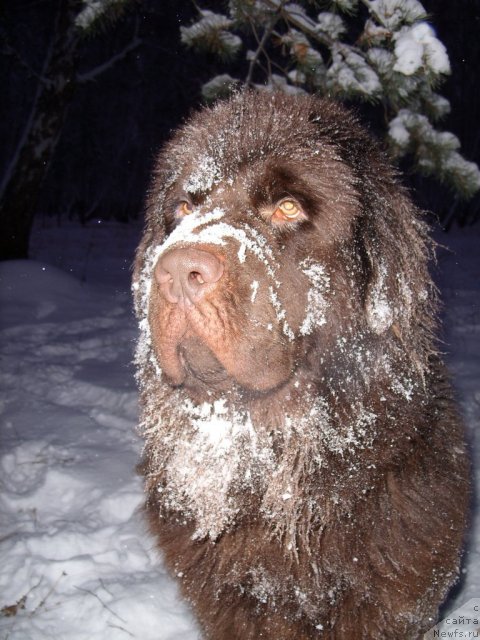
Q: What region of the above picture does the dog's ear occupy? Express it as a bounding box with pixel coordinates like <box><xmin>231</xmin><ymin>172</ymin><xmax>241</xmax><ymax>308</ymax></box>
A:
<box><xmin>360</xmin><ymin>181</ymin><xmax>436</xmax><ymax>359</ymax></box>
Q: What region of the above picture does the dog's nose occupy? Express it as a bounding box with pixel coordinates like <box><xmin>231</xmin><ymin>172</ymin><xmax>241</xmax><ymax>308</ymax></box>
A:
<box><xmin>155</xmin><ymin>246</ymin><xmax>224</xmax><ymax>305</ymax></box>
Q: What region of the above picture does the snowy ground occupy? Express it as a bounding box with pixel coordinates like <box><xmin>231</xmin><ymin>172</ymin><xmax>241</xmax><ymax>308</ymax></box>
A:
<box><xmin>0</xmin><ymin>216</ymin><xmax>478</xmax><ymax>639</ymax></box>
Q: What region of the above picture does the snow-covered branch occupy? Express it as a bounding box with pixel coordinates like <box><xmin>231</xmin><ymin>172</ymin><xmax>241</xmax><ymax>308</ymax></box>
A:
<box><xmin>75</xmin><ymin>0</ymin><xmax>130</xmax><ymax>31</ymax></box>
<box><xmin>179</xmin><ymin>0</ymin><xmax>480</xmax><ymax>198</ymax></box>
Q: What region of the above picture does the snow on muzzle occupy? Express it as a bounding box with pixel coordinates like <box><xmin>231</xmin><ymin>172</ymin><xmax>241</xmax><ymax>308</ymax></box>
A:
<box><xmin>139</xmin><ymin>206</ymin><xmax>296</xmax><ymax>343</ymax></box>
<box><xmin>135</xmin><ymin>206</ymin><xmax>303</xmax><ymax>390</ymax></box>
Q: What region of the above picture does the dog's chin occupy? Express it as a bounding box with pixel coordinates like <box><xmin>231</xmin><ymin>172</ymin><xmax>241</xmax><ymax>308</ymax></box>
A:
<box><xmin>167</xmin><ymin>337</ymin><xmax>232</xmax><ymax>397</ymax></box>
<box><xmin>163</xmin><ymin>337</ymin><xmax>289</xmax><ymax>398</ymax></box>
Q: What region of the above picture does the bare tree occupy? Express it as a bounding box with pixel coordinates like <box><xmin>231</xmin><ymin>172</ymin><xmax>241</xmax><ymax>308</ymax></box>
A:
<box><xmin>0</xmin><ymin>0</ymin><xmax>139</xmax><ymax>260</ymax></box>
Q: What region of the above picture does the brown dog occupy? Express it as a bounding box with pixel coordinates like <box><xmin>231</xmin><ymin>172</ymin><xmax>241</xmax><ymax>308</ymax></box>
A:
<box><xmin>133</xmin><ymin>91</ymin><xmax>469</xmax><ymax>639</ymax></box>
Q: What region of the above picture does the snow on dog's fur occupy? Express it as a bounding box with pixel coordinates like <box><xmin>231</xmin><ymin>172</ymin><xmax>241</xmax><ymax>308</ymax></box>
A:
<box><xmin>133</xmin><ymin>91</ymin><xmax>469</xmax><ymax>639</ymax></box>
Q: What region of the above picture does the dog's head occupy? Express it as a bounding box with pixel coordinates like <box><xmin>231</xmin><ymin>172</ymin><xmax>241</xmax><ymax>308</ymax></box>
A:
<box><xmin>134</xmin><ymin>91</ymin><xmax>434</xmax><ymax>401</ymax></box>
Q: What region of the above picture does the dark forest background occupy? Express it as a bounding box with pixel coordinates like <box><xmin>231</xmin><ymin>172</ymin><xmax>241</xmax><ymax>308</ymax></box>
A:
<box><xmin>1</xmin><ymin>0</ymin><xmax>479</xmax><ymax>251</ymax></box>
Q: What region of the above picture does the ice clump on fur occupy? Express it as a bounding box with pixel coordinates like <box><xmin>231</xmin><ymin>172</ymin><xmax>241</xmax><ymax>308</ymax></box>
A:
<box><xmin>366</xmin><ymin>262</ymin><xmax>394</xmax><ymax>334</ymax></box>
<box><xmin>299</xmin><ymin>259</ymin><xmax>331</xmax><ymax>336</ymax></box>
<box><xmin>250</xmin><ymin>280</ymin><xmax>259</xmax><ymax>303</ymax></box>
<box><xmin>269</xmin><ymin>286</ymin><xmax>295</xmax><ymax>341</ymax></box>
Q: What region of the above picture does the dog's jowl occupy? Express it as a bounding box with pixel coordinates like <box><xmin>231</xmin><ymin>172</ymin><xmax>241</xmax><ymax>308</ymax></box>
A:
<box><xmin>133</xmin><ymin>91</ymin><xmax>469</xmax><ymax>640</ymax></box>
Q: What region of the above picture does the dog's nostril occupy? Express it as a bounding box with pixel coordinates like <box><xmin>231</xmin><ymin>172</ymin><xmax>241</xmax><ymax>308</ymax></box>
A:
<box><xmin>190</xmin><ymin>271</ymin><xmax>205</xmax><ymax>285</ymax></box>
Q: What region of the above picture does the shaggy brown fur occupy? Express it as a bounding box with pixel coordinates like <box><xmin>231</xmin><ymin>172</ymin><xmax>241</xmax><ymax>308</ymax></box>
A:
<box><xmin>133</xmin><ymin>91</ymin><xmax>469</xmax><ymax>639</ymax></box>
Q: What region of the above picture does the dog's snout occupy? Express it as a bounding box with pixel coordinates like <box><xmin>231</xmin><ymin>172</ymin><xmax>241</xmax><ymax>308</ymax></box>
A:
<box><xmin>155</xmin><ymin>246</ymin><xmax>224</xmax><ymax>305</ymax></box>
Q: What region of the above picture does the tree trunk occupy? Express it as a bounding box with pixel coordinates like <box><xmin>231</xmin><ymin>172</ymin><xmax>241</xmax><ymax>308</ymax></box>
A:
<box><xmin>0</xmin><ymin>0</ymin><xmax>80</xmax><ymax>261</ymax></box>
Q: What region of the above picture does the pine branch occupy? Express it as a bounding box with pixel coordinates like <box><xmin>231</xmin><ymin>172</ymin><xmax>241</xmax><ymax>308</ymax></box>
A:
<box><xmin>246</xmin><ymin>16</ymin><xmax>279</xmax><ymax>86</ymax></box>
<box><xmin>75</xmin><ymin>0</ymin><xmax>132</xmax><ymax>33</ymax></box>
<box><xmin>77</xmin><ymin>28</ymin><xmax>141</xmax><ymax>83</ymax></box>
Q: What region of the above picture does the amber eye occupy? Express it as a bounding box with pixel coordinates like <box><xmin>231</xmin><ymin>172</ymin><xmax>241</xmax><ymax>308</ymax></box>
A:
<box><xmin>273</xmin><ymin>199</ymin><xmax>303</xmax><ymax>222</ymax></box>
<box><xmin>177</xmin><ymin>200</ymin><xmax>194</xmax><ymax>216</ymax></box>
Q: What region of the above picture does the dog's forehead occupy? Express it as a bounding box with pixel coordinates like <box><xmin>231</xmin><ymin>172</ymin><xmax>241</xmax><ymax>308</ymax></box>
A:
<box><xmin>172</xmin><ymin>102</ymin><xmax>323</xmax><ymax>195</ymax></box>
